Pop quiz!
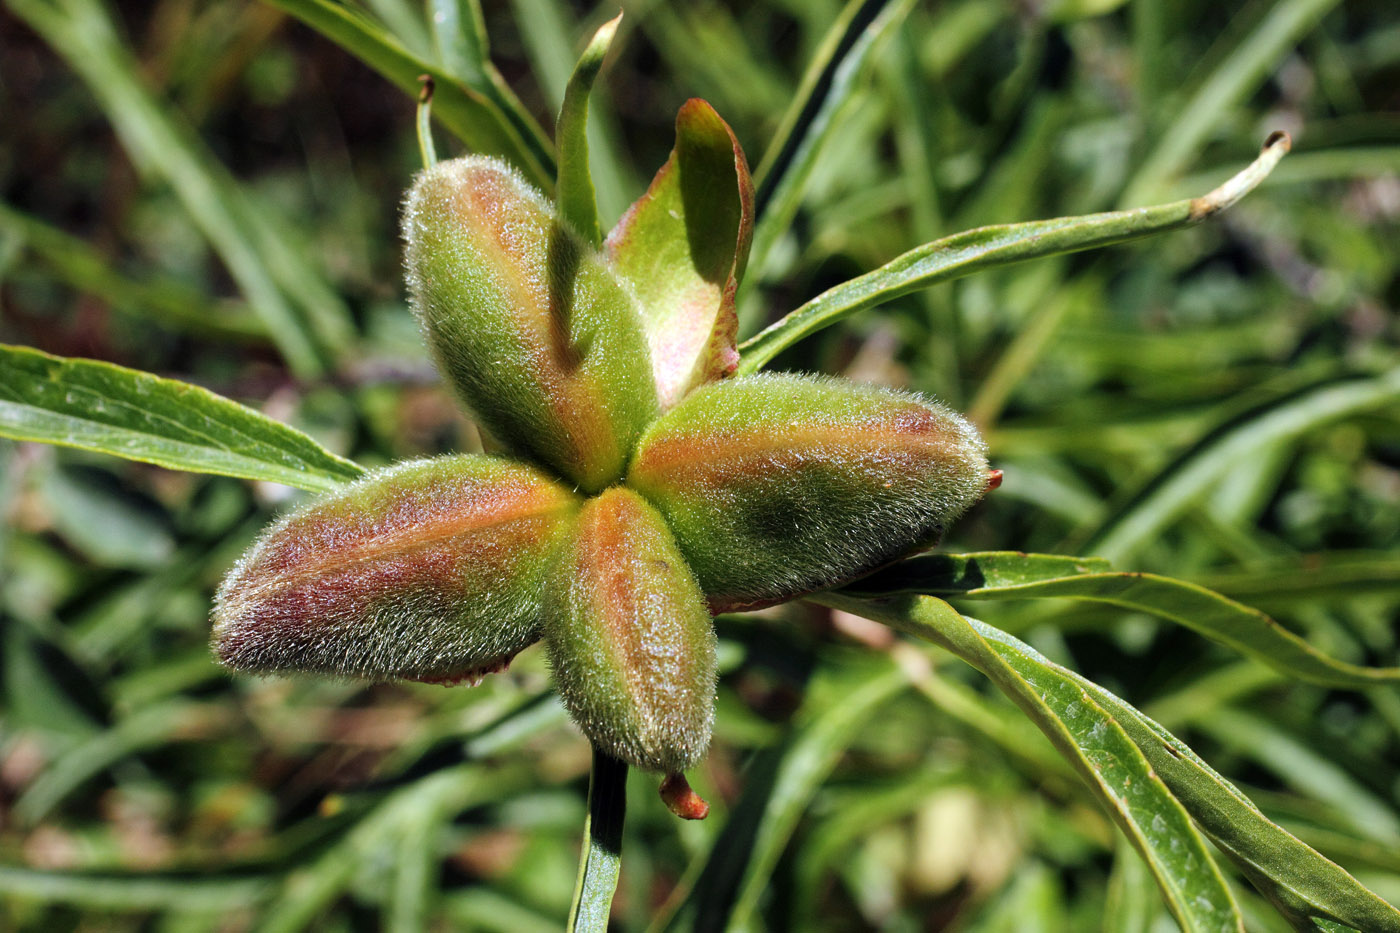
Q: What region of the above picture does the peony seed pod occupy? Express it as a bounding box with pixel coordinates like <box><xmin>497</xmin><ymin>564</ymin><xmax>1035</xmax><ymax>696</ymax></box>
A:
<box><xmin>627</xmin><ymin>373</ymin><xmax>990</xmax><ymax>612</ymax></box>
<box><xmin>544</xmin><ymin>487</ymin><xmax>716</xmax><ymax>773</ymax></box>
<box><xmin>213</xmin><ymin>456</ymin><xmax>578</xmax><ymax>682</ymax></box>
<box><xmin>403</xmin><ymin>156</ymin><xmax>657</xmax><ymax>492</ymax></box>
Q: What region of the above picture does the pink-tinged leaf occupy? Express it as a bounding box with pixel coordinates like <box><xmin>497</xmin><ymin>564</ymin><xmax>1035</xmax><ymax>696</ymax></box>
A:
<box><xmin>627</xmin><ymin>373</ymin><xmax>990</xmax><ymax>613</ymax></box>
<box><xmin>606</xmin><ymin>99</ymin><xmax>754</xmax><ymax>409</ymax></box>
<box><xmin>213</xmin><ymin>456</ymin><xmax>578</xmax><ymax>682</ymax></box>
<box><xmin>544</xmin><ymin>488</ymin><xmax>717</xmax><ymax>773</ymax></box>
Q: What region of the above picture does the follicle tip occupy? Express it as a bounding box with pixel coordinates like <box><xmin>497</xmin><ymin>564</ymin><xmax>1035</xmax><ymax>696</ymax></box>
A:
<box><xmin>660</xmin><ymin>773</ymin><xmax>710</xmax><ymax>820</ymax></box>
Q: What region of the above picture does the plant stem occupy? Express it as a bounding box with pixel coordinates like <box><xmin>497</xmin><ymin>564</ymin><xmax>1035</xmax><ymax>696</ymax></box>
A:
<box><xmin>568</xmin><ymin>747</ymin><xmax>628</xmax><ymax>932</ymax></box>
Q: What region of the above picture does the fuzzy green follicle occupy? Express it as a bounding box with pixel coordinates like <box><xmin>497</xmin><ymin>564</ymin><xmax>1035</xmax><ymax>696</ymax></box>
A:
<box><xmin>545</xmin><ymin>487</ymin><xmax>717</xmax><ymax>773</ymax></box>
<box><xmin>212</xmin><ymin>456</ymin><xmax>578</xmax><ymax>682</ymax></box>
<box><xmin>403</xmin><ymin>157</ymin><xmax>657</xmax><ymax>493</ymax></box>
<box><xmin>628</xmin><ymin>373</ymin><xmax>990</xmax><ymax>612</ymax></box>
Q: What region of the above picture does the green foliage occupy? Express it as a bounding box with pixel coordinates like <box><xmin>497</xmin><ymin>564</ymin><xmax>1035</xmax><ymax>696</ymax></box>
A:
<box><xmin>2</xmin><ymin>0</ymin><xmax>1398</xmax><ymax>930</ymax></box>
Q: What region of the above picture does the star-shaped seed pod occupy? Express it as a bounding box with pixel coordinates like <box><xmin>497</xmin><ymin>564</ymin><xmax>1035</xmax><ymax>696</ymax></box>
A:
<box><xmin>212</xmin><ymin>93</ymin><xmax>992</xmax><ymax>815</ymax></box>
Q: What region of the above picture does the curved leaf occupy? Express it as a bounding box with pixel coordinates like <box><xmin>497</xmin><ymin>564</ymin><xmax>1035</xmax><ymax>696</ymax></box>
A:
<box><xmin>816</xmin><ymin>592</ymin><xmax>1244</xmax><ymax>933</ymax></box>
<box><xmin>1081</xmin><ymin>369</ymin><xmax>1400</xmax><ymax>562</ymax></box>
<box><xmin>607</xmin><ymin>99</ymin><xmax>754</xmax><ymax>407</ymax></box>
<box><xmin>745</xmin><ymin>0</ymin><xmax>913</xmax><ymax>284</ymax></box>
<box><xmin>555</xmin><ymin>14</ymin><xmax>620</xmax><ymax>246</ymax></box>
<box><xmin>0</xmin><ymin>345</ymin><xmax>364</xmax><ymax>493</ymax></box>
<box><xmin>848</xmin><ymin>551</ymin><xmax>1400</xmax><ymax>688</ymax></box>
<box><xmin>737</xmin><ymin>133</ymin><xmax>1290</xmax><ymax>373</ymax></box>
<box><xmin>262</xmin><ymin>0</ymin><xmax>556</xmax><ymax>191</ymax></box>
<box><xmin>968</xmin><ymin>621</ymin><xmax>1400</xmax><ymax>933</ymax></box>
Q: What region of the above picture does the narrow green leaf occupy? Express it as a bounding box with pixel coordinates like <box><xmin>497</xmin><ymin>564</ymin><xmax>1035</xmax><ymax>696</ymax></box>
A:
<box><xmin>737</xmin><ymin>133</ymin><xmax>1291</xmax><ymax>373</ymax></box>
<box><xmin>0</xmin><ymin>203</ymin><xmax>267</xmax><ymax>342</ymax></box>
<box><xmin>676</xmin><ymin>657</ymin><xmax>907</xmax><ymax>931</ymax></box>
<box><xmin>261</xmin><ymin>765</ymin><xmax>507</xmax><ymax>933</ymax></box>
<box><xmin>816</xmin><ymin>592</ymin><xmax>1244</xmax><ymax>933</ymax></box>
<box><xmin>569</xmin><ymin>748</ymin><xmax>627</xmax><ymax>933</ymax></box>
<box><xmin>506</xmin><ymin>0</ymin><xmax>632</xmax><ymax>225</ymax></box>
<box><xmin>1081</xmin><ymin>369</ymin><xmax>1400</xmax><ymax>562</ymax></box>
<box><xmin>14</xmin><ymin>700</ymin><xmax>218</xmax><ymax>825</ymax></box>
<box><xmin>0</xmin><ymin>345</ymin><xmax>364</xmax><ymax>494</ymax></box>
<box><xmin>1199</xmin><ymin>552</ymin><xmax>1400</xmax><ymax>606</ymax></box>
<box><xmin>555</xmin><ymin>14</ymin><xmax>620</xmax><ymax>246</ymax></box>
<box><xmin>847</xmin><ymin>550</ymin><xmax>1400</xmax><ymax>688</ymax></box>
<box><xmin>9</xmin><ymin>0</ymin><xmax>351</xmax><ymax>376</ymax></box>
<box><xmin>746</xmin><ymin>0</ymin><xmax>913</xmax><ymax>286</ymax></box>
<box><xmin>262</xmin><ymin>0</ymin><xmax>555</xmax><ymax>191</ymax></box>
<box><xmin>0</xmin><ymin>866</ymin><xmax>271</xmax><ymax>912</ymax></box>
<box><xmin>429</xmin><ymin>0</ymin><xmax>490</xmax><ymax>84</ymax></box>
<box><xmin>1027</xmin><ymin>645</ymin><xmax>1400</xmax><ymax>932</ymax></box>
<box><xmin>884</xmin><ymin>609</ymin><xmax>1400</xmax><ymax>933</ymax></box>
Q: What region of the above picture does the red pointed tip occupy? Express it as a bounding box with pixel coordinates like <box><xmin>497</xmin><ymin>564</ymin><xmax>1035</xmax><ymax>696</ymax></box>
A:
<box><xmin>660</xmin><ymin>773</ymin><xmax>710</xmax><ymax>820</ymax></box>
<box><xmin>986</xmin><ymin>469</ymin><xmax>1004</xmax><ymax>492</ymax></box>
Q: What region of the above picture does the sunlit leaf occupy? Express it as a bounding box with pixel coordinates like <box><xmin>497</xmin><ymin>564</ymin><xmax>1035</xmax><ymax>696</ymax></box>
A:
<box><xmin>848</xmin><ymin>550</ymin><xmax>1400</xmax><ymax>688</ymax></box>
<box><xmin>0</xmin><ymin>345</ymin><xmax>364</xmax><ymax>493</ymax></box>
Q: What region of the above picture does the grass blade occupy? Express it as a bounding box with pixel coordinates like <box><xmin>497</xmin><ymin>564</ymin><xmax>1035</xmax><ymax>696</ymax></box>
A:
<box><xmin>0</xmin><ymin>203</ymin><xmax>267</xmax><ymax>342</ymax></box>
<box><xmin>675</xmin><ymin>656</ymin><xmax>907</xmax><ymax>931</ymax></box>
<box><xmin>1121</xmin><ymin>0</ymin><xmax>1343</xmax><ymax>206</ymax></box>
<box><xmin>816</xmin><ymin>592</ymin><xmax>1244</xmax><ymax>933</ymax></box>
<box><xmin>555</xmin><ymin>15</ymin><xmax>620</xmax><ymax>247</ymax></box>
<box><xmin>9</xmin><ymin>0</ymin><xmax>349</xmax><ymax>376</ymax></box>
<box><xmin>0</xmin><ymin>867</ymin><xmax>271</xmax><ymax>912</ymax></box>
<box><xmin>848</xmin><ymin>550</ymin><xmax>1400</xmax><ymax>688</ymax></box>
<box><xmin>263</xmin><ymin>0</ymin><xmax>555</xmax><ymax>190</ymax></box>
<box><xmin>738</xmin><ymin>133</ymin><xmax>1291</xmax><ymax>373</ymax></box>
<box><xmin>745</xmin><ymin>0</ymin><xmax>913</xmax><ymax>285</ymax></box>
<box><xmin>0</xmin><ymin>345</ymin><xmax>365</xmax><ymax>493</ymax></box>
<box><xmin>1081</xmin><ymin>368</ymin><xmax>1400</xmax><ymax>562</ymax></box>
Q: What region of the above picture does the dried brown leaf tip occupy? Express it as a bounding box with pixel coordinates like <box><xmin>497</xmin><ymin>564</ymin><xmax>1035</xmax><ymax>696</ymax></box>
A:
<box><xmin>215</xmin><ymin>98</ymin><xmax>995</xmax><ymax>802</ymax></box>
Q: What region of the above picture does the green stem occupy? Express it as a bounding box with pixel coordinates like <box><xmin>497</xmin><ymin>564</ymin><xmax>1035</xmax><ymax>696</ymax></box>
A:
<box><xmin>568</xmin><ymin>747</ymin><xmax>628</xmax><ymax>932</ymax></box>
<box><xmin>416</xmin><ymin>77</ymin><xmax>438</xmax><ymax>169</ymax></box>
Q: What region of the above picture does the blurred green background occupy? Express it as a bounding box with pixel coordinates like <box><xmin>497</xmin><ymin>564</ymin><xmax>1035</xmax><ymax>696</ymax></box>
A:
<box><xmin>2</xmin><ymin>0</ymin><xmax>1399</xmax><ymax>929</ymax></box>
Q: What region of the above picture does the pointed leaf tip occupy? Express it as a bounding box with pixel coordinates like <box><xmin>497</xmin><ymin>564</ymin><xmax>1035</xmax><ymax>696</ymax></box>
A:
<box><xmin>555</xmin><ymin>13</ymin><xmax>623</xmax><ymax>246</ymax></box>
<box><xmin>607</xmin><ymin>98</ymin><xmax>754</xmax><ymax>408</ymax></box>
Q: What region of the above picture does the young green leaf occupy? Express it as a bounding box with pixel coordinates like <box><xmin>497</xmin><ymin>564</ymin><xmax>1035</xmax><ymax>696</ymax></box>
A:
<box><xmin>816</xmin><ymin>592</ymin><xmax>1245</xmax><ymax>933</ymax></box>
<box><xmin>847</xmin><ymin>551</ymin><xmax>1400</xmax><ymax>688</ymax></box>
<box><xmin>738</xmin><ymin>132</ymin><xmax>1291</xmax><ymax>373</ymax></box>
<box><xmin>214</xmin><ymin>456</ymin><xmax>577</xmax><ymax>682</ymax></box>
<box><xmin>0</xmin><ymin>345</ymin><xmax>363</xmax><ymax>493</ymax></box>
<box><xmin>628</xmin><ymin>373</ymin><xmax>989</xmax><ymax>612</ymax></box>
<box><xmin>607</xmin><ymin>99</ymin><xmax>755</xmax><ymax>408</ymax></box>
<box><xmin>555</xmin><ymin>14</ymin><xmax>621</xmax><ymax>247</ymax></box>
